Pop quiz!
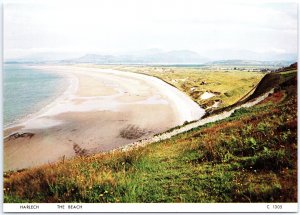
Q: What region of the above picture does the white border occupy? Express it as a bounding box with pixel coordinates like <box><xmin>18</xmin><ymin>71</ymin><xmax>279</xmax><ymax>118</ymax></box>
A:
<box><xmin>2</xmin><ymin>203</ymin><xmax>299</xmax><ymax>213</ymax></box>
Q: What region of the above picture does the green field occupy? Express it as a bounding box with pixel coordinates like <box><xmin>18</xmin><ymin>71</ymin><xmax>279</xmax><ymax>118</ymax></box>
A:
<box><xmin>4</xmin><ymin>70</ymin><xmax>297</xmax><ymax>203</ymax></box>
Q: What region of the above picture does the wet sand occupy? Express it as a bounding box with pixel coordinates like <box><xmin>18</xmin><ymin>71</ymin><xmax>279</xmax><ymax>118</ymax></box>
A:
<box><xmin>4</xmin><ymin>65</ymin><xmax>205</xmax><ymax>171</ymax></box>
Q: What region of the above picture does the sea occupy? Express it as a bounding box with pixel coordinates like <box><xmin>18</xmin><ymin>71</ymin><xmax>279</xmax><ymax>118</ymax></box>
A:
<box><xmin>3</xmin><ymin>64</ymin><xmax>66</xmax><ymax>127</ymax></box>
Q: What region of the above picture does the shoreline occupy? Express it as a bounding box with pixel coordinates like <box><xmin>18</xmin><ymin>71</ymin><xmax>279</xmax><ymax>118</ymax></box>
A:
<box><xmin>3</xmin><ymin>65</ymin><xmax>75</xmax><ymax>132</ymax></box>
<box><xmin>4</xmin><ymin>65</ymin><xmax>205</xmax><ymax>171</ymax></box>
<box><xmin>5</xmin><ymin>65</ymin><xmax>204</xmax><ymax>133</ymax></box>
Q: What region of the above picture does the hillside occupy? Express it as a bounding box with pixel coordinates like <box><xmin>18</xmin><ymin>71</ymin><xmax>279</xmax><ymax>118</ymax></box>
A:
<box><xmin>4</xmin><ymin>65</ymin><xmax>297</xmax><ymax>203</ymax></box>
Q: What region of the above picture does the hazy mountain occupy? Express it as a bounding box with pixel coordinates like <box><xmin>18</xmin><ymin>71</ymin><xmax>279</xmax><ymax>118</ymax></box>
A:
<box><xmin>5</xmin><ymin>49</ymin><xmax>297</xmax><ymax>65</ymax></box>
<box><xmin>61</xmin><ymin>50</ymin><xmax>209</xmax><ymax>64</ymax></box>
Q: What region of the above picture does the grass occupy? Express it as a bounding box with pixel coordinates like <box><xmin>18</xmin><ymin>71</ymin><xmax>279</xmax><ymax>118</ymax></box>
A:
<box><xmin>4</xmin><ymin>70</ymin><xmax>297</xmax><ymax>203</ymax></box>
<box><xmin>79</xmin><ymin>64</ymin><xmax>264</xmax><ymax>110</ymax></box>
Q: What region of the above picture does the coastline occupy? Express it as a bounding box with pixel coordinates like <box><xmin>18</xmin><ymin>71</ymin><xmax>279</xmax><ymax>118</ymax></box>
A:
<box><xmin>4</xmin><ymin>65</ymin><xmax>205</xmax><ymax>171</ymax></box>
<box><xmin>3</xmin><ymin>65</ymin><xmax>74</xmax><ymax>132</ymax></box>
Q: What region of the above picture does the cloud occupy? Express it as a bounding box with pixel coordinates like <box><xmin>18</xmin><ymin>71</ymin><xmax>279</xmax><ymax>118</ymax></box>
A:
<box><xmin>4</xmin><ymin>0</ymin><xmax>298</xmax><ymax>59</ymax></box>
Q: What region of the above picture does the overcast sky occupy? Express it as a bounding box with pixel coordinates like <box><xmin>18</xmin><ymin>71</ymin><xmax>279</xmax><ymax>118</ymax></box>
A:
<box><xmin>4</xmin><ymin>0</ymin><xmax>298</xmax><ymax>60</ymax></box>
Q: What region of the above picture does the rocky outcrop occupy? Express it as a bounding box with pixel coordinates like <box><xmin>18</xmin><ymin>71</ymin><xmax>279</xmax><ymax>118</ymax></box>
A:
<box><xmin>8</xmin><ymin>132</ymin><xmax>34</xmax><ymax>140</ymax></box>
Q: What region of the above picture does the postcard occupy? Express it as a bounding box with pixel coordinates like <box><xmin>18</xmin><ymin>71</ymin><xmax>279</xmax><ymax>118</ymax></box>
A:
<box><xmin>2</xmin><ymin>0</ymin><xmax>298</xmax><ymax>213</ymax></box>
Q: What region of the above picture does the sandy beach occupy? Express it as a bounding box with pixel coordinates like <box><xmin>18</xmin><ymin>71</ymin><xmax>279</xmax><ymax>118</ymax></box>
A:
<box><xmin>4</xmin><ymin>65</ymin><xmax>205</xmax><ymax>171</ymax></box>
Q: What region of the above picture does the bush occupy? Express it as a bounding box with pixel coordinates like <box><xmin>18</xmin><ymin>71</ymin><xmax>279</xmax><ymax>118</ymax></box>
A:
<box><xmin>240</xmin><ymin>149</ymin><xmax>290</xmax><ymax>171</ymax></box>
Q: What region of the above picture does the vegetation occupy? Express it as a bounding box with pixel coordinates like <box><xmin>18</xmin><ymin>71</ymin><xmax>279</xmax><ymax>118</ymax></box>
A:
<box><xmin>4</xmin><ymin>69</ymin><xmax>297</xmax><ymax>203</ymax></box>
<box><xmin>82</xmin><ymin>64</ymin><xmax>264</xmax><ymax>111</ymax></box>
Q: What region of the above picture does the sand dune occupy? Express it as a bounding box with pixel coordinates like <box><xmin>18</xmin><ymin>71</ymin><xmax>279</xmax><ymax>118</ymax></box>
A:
<box><xmin>4</xmin><ymin>65</ymin><xmax>204</xmax><ymax>171</ymax></box>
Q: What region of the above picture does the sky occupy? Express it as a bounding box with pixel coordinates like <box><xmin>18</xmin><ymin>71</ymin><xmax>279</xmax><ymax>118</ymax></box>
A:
<box><xmin>3</xmin><ymin>0</ymin><xmax>298</xmax><ymax>60</ymax></box>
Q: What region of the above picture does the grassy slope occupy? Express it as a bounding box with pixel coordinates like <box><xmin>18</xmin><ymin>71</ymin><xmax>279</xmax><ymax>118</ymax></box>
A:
<box><xmin>80</xmin><ymin>65</ymin><xmax>264</xmax><ymax>110</ymax></box>
<box><xmin>4</xmin><ymin>70</ymin><xmax>297</xmax><ymax>203</ymax></box>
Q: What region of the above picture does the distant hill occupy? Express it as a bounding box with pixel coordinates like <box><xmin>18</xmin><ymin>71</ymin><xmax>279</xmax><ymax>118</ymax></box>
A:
<box><xmin>276</xmin><ymin>62</ymin><xmax>297</xmax><ymax>72</ymax></box>
<box><xmin>5</xmin><ymin>49</ymin><xmax>297</xmax><ymax>66</ymax></box>
<box><xmin>208</xmin><ymin>59</ymin><xmax>294</xmax><ymax>67</ymax></box>
<box><xmin>59</xmin><ymin>49</ymin><xmax>297</xmax><ymax>66</ymax></box>
<box><xmin>61</xmin><ymin>50</ymin><xmax>209</xmax><ymax>64</ymax></box>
